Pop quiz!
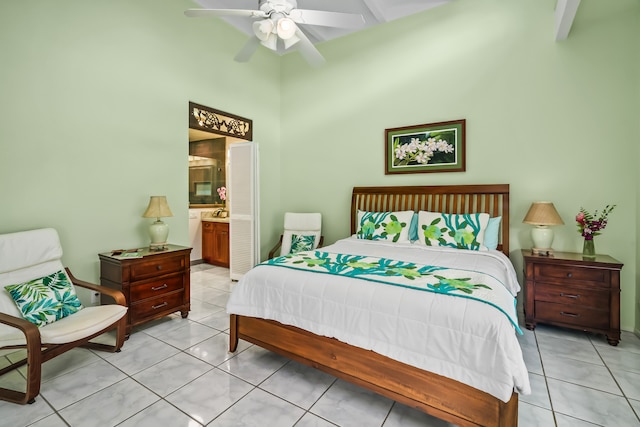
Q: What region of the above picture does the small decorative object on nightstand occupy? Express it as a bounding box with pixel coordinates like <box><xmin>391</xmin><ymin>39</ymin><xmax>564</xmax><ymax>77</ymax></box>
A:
<box><xmin>522</xmin><ymin>250</ymin><xmax>623</xmax><ymax>345</ymax></box>
<box><xmin>99</xmin><ymin>245</ymin><xmax>192</xmax><ymax>337</ymax></box>
<box><xmin>523</xmin><ymin>201</ymin><xmax>564</xmax><ymax>255</ymax></box>
<box><xmin>575</xmin><ymin>204</ymin><xmax>616</xmax><ymax>260</ymax></box>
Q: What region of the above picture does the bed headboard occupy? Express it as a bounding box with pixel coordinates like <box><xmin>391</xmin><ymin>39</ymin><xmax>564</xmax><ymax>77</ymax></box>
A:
<box><xmin>351</xmin><ymin>184</ymin><xmax>510</xmax><ymax>255</ymax></box>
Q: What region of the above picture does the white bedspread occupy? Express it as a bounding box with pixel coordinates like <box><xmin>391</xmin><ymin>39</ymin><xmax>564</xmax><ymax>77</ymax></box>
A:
<box><xmin>226</xmin><ymin>237</ymin><xmax>531</xmax><ymax>402</ymax></box>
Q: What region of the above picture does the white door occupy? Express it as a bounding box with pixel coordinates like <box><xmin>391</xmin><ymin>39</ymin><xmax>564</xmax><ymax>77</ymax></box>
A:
<box><xmin>228</xmin><ymin>142</ymin><xmax>260</xmax><ymax>280</ymax></box>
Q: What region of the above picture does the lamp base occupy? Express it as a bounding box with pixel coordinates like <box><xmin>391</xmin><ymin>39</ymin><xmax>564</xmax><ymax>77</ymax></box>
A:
<box><xmin>148</xmin><ymin>219</ymin><xmax>169</xmax><ymax>250</ymax></box>
<box><xmin>531</xmin><ymin>247</ymin><xmax>554</xmax><ymax>256</ymax></box>
<box><xmin>149</xmin><ymin>242</ymin><xmax>168</xmax><ymax>251</ymax></box>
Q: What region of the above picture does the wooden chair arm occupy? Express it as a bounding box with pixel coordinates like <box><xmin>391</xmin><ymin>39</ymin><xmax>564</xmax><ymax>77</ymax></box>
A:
<box><xmin>0</xmin><ymin>312</ymin><xmax>40</xmax><ymax>342</ymax></box>
<box><xmin>65</xmin><ymin>268</ymin><xmax>127</xmax><ymax>306</ymax></box>
<box><xmin>268</xmin><ymin>235</ymin><xmax>284</xmax><ymax>259</ymax></box>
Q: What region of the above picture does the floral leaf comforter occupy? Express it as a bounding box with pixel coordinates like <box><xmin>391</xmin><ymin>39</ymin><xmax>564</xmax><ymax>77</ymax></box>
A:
<box><xmin>226</xmin><ymin>237</ymin><xmax>531</xmax><ymax>402</ymax></box>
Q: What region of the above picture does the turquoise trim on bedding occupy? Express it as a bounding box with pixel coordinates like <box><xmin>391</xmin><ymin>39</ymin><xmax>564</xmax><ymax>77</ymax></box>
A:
<box><xmin>261</xmin><ymin>250</ymin><xmax>523</xmax><ymax>334</ymax></box>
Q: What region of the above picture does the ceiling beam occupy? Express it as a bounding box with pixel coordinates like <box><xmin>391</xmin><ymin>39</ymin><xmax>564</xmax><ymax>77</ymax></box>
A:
<box><xmin>555</xmin><ymin>0</ymin><xmax>581</xmax><ymax>41</ymax></box>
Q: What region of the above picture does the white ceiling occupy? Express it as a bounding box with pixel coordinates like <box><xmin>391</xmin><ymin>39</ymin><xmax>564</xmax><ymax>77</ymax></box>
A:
<box><xmin>193</xmin><ymin>0</ymin><xmax>453</xmax><ymax>46</ymax></box>
<box><xmin>191</xmin><ymin>0</ymin><xmax>581</xmax><ymax>53</ymax></box>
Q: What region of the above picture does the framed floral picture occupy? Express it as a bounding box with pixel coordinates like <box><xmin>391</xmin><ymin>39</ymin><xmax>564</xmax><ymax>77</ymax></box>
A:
<box><xmin>385</xmin><ymin>119</ymin><xmax>466</xmax><ymax>174</ymax></box>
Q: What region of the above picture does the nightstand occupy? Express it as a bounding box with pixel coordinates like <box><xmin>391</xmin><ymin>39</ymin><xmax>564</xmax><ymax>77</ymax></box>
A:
<box><xmin>522</xmin><ymin>250</ymin><xmax>623</xmax><ymax>345</ymax></box>
<box><xmin>99</xmin><ymin>245</ymin><xmax>192</xmax><ymax>337</ymax></box>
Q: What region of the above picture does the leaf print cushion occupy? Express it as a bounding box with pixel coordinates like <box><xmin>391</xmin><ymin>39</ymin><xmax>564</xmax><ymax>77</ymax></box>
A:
<box><xmin>416</xmin><ymin>211</ymin><xmax>490</xmax><ymax>251</ymax></box>
<box><xmin>4</xmin><ymin>269</ymin><xmax>84</xmax><ymax>327</ymax></box>
<box><xmin>290</xmin><ymin>234</ymin><xmax>316</xmax><ymax>254</ymax></box>
<box><xmin>356</xmin><ymin>210</ymin><xmax>414</xmax><ymax>242</ymax></box>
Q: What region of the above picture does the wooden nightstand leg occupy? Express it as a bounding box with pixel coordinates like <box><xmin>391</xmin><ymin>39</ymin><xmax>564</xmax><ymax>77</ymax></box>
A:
<box><xmin>181</xmin><ymin>310</ymin><xmax>189</xmax><ymax>319</ymax></box>
<box><xmin>525</xmin><ymin>323</ymin><xmax>536</xmax><ymax>331</ymax></box>
<box><xmin>606</xmin><ymin>333</ymin><xmax>620</xmax><ymax>346</ymax></box>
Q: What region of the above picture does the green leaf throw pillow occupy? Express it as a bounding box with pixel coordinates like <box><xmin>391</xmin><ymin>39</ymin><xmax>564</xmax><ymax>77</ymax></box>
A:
<box><xmin>4</xmin><ymin>270</ymin><xmax>84</xmax><ymax>327</ymax></box>
<box><xmin>356</xmin><ymin>210</ymin><xmax>414</xmax><ymax>242</ymax></box>
<box><xmin>417</xmin><ymin>211</ymin><xmax>490</xmax><ymax>251</ymax></box>
<box><xmin>290</xmin><ymin>234</ymin><xmax>316</xmax><ymax>254</ymax></box>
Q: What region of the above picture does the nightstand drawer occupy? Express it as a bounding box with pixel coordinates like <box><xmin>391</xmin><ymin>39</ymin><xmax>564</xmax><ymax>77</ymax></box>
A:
<box><xmin>534</xmin><ymin>264</ymin><xmax>609</xmax><ymax>287</ymax></box>
<box><xmin>130</xmin><ymin>256</ymin><xmax>185</xmax><ymax>281</ymax></box>
<box><xmin>130</xmin><ymin>291</ymin><xmax>184</xmax><ymax>322</ymax></box>
<box><xmin>130</xmin><ymin>274</ymin><xmax>184</xmax><ymax>301</ymax></box>
<box><xmin>534</xmin><ymin>283</ymin><xmax>609</xmax><ymax>309</ymax></box>
<box><xmin>535</xmin><ymin>301</ymin><xmax>609</xmax><ymax>330</ymax></box>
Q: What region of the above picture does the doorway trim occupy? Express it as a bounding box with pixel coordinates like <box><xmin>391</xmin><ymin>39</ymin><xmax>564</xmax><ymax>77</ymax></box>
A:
<box><xmin>189</xmin><ymin>101</ymin><xmax>253</xmax><ymax>141</ymax></box>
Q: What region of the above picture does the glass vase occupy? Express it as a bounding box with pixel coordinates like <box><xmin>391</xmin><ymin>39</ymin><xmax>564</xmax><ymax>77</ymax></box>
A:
<box><xmin>582</xmin><ymin>238</ymin><xmax>596</xmax><ymax>259</ymax></box>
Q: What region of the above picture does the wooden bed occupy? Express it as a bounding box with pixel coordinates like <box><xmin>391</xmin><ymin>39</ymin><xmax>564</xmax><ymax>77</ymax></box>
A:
<box><xmin>229</xmin><ymin>184</ymin><xmax>516</xmax><ymax>427</ymax></box>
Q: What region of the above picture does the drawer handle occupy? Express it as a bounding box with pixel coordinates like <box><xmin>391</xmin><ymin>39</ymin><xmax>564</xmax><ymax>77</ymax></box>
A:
<box><xmin>560</xmin><ymin>311</ymin><xmax>579</xmax><ymax>318</ymax></box>
<box><xmin>152</xmin><ymin>302</ymin><xmax>168</xmax><ymax>310</ymax></box>
<box><xmin>151</xmin><ymin>284</ymin><xmax>168</xmax><ymax>291</ymax></box>
<box><xmin>560</xmin><ymin>293</ymin><xmax>579</xmax><ymax>299</ymax></box>
<box><xmin>566</xmin><ymin>273</ymin><xmax>573</xmax><ymax>278</ymax></box>
<box><xmin>156</xmin><ymin>265</ymin><xmax>163</xmax><ymax>270</ymax></box>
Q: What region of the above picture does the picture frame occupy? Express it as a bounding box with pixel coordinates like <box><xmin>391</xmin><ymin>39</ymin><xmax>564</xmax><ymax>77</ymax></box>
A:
<box><xmin>385</xmin><ymin>119</ymin><xmax>466</xmax><ymax>174</ymax></box>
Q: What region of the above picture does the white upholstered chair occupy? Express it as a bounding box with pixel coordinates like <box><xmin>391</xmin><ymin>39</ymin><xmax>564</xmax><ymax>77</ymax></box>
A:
<box><xmin>268</xmin><ymin>212</ymin><xmax>323</xmax><ymax>258</ymax></box>
<box><xmin>0</xmin><ymin>228</ymin><xmax>128</xmax><ymax>404</ymax></box>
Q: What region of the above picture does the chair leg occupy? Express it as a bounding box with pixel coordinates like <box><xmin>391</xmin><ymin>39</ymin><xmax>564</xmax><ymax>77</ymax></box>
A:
<box><xmin>0</xmin><ymin>338</ymin><xmax>42</xmax><ymax>404</ymax></box>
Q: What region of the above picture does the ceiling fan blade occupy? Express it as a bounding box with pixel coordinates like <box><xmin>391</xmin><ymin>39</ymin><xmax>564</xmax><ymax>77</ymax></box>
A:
<box><xmin>184</xmin><ymin>9</ymin><xmax>268</xmax><ymax>19</ymax></box>
<box><xmin>234</xmin><ymin>37</ymin><xmax>261</xmax><ymax>62</ymax></box>
<box><xmin>289</xmin><ymin>9</ymin><xmax>365</xmax><ymax>29</ymax></box>
<box><xmin>293</xmin><ymin>26</ymin><xmax>325</xmax><ymax>67</ymax></box>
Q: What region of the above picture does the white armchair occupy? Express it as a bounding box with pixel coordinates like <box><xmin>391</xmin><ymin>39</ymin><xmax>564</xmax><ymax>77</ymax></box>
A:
<box><xmin>268</xmin><ymin>212</ymin><xmax>323</xmax><ymax>258</ymax></box>
<box><xmin>0</xmin><ymin>228</ymin><xmax>127</xmax><ymax>404</ymax></box>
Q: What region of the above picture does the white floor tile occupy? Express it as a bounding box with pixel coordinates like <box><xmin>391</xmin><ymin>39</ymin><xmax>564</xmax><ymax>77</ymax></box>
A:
<box><xmin>520</xmin><ymin>373</ymin><xmax>551</xmax><ymax>410</ymax></box>
<box><xmin>260</xmin><ymin>360</ymin><xmax>335</xmax><ymax>409</ymax></box>
<box><xmin>117</xmin><ymin>399</ymin><xmax>204</xmax><ymax>427</ymax></box>
<box><xmin>218</xmin><ymin>345</ymin><xmax>289</xmax><ymax>385</ymax></box>
<box><xmin>383</xmin><ymin>402</ymin><xmax>455</xmax><ymax>426</ymax></box>
<box><xmin>58</xmin><ymin>378</ymin><xmax>159</xmax><ymax>427</ymax></box>
<box><xmin>547</xmin><ymin>378</ymin><xmax>638</xmax><ymax>426</ymax></box>
<box><xmin>165</xmin><ymin>368</ymin><xmax>254</xmax><ymax>425</ymax></box>
<box><xmin>541</xmin><ymin>354</ymin><xmax>620</xmax><ymax>395</ymax></box>
<box><xmin>209</xmin><ymin>387</ymin><xmax>305</xmax><ymax>426</ymax></box>
<box><xmin>40</xmin><ymin>358</ymin><xmax>127</xmax><ymax>409</ymax></box>
<box><xmin>310</xmin><ymin>380</ymin><xmax>393</xmax><ymax>427</ymax></box>
<box><xmin>132</xmin><ymin>352</ymin><xmax>214</xmax><ymax>397</ymax></box>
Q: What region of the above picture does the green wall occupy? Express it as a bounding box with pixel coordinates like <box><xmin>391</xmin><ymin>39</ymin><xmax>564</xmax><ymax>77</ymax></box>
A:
<box><xmin>1</xmin><ymin>0</ymin><xmax>639</xmax><ymax>332</ymax></box>
<box><xmin>277</xmin><ymin>0</ymin><xmax>640</xmax><ymax>331</ymax></box>
<box><xmin>0</xmin><ymin>0</ymin><xmax>283</xmax><ymax>294</ymax></box>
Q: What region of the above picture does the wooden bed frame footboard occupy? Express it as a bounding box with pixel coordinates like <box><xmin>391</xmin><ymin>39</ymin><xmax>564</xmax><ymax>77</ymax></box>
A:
<box><xmin>229</xmin><ymin>185</ymin><xmax>517</xmax><ymax>426</ymax></box>
<box><xmin>230</xmin><ymin>314</ymin><xmax>517</xmax><ymax>427</ymax></box>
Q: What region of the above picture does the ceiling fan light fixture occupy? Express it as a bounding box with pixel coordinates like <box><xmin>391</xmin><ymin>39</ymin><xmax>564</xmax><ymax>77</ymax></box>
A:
<box><xmin>260</xmin><ymin>33</ymin><xmax>278</xmax><ymax>51</ymax></box>
<box><xmin>276</xmin><ymin>17</ymin><xmax>297</xmax><ymax>40</ymax></box>
<box><xmin>252</xmin><ymin>19</ymin><xmax>274</xmax><ymax>41</ymax></box>
<box><xmin>283</xmin><ymin>33</ymin><xmax>301</xmax><ymax>49</ymax></box>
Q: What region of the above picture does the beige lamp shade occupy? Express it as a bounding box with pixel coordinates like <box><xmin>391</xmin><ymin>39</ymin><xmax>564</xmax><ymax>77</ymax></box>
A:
<box><xmin>142</xmin><ymin>196</ymin><xmax>174</xmax><ymax>219</ymax></box>
<box><xmin>523</xmin><ymin>202</ymin><xmax>564</xmax><ymax>226</ymax></box>
<box><xmin>523</xmin><ymin>202</ymin><xmax>564</xmax><ymax>254</ymax></box>
<box><xmin>142</xmin><ymin>196</ymin><xmax>173</xmax><ymax>249</ymax></box>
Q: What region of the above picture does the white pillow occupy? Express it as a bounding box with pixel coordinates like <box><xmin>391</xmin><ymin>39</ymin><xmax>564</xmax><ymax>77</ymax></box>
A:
<box><xmin>415</xmin><ymin>211</ymin><xmax>490</xmax><ymax>250</ymax></box>
<box><xmin>356</xmin><ymin>210</ymin><xmax>414</xmax><ymax>243</ymax></box>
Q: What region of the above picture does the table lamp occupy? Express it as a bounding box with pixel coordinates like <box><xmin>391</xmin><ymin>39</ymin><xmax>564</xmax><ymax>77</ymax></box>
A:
<box><xmin>523</xmin><ymin>201</ymin><xmax>564</xmax><ymax>255</ymax></box>
<box><xmin>142</xmin><ymin>196</ymin><xmax>173</xmax><ymax>250</ymax></box>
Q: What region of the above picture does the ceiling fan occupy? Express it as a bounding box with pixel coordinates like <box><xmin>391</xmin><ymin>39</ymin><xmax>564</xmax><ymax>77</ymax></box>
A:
<box><xmin>185</xmin><ymin>0</ymin><xmax>365</xmax><ymax>67</ymax></box>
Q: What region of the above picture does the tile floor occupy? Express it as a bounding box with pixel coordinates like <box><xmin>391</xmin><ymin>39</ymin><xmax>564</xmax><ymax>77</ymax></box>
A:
<box><xmin>1</xmin><ymin>263</ymin><xmax>640</xmax><ymax>426</ymax></box>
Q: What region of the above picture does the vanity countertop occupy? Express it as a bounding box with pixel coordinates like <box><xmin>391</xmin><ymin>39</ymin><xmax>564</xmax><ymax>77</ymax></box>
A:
<box><xmin>202</xmin><ymin>217</ymin><xmax>229</xmax><ymax>223</ymax></box>
<box><xmin>201</xmin><ymin>211</ymin><xmax>229</xmax><ymax>223</ymax></box>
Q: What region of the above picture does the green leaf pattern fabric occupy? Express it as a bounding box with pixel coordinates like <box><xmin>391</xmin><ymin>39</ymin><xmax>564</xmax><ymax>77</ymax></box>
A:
<box><xmin>5</xmin><ymin>270</ymin><xmax>84</xmax><ymax>327</ymax></box>
<box><xmin>418</xmin><ymin>212</ymin><xmax>490</xmax><ymax>250</ymax></box>
<box><xmin>263</xmin><ymin>250</ymin><xmax>521</xmax><ymax>333</ymax></box>
<box><xmin>290</xmin><ymin>234</ymin><xmax>316</xmax><ymax>254</ymax></box>
<box><xmin>356</xmin><ymin>210</ymin><xmax>413</xmax><ymax>242</ymax></box>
